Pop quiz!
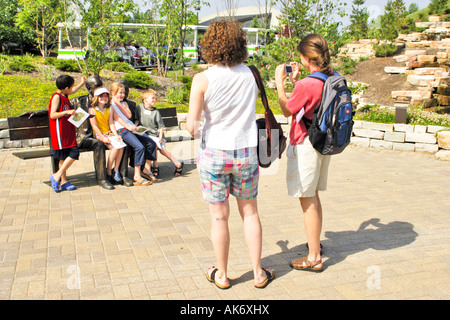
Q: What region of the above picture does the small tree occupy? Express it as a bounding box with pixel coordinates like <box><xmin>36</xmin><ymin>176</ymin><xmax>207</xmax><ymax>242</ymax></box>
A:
<box><xmin>77</xmin><ymin>0</ymin><xmax>135</xmax><ymax>75</ymax></box>
<box><xmin>349</xmin><ymin>0</ymin><xmax>369</xmax><ymax>40</ymax></box>
<box><xmin>15</xmin><ymin>0</ymin><xmax>64</xmax><ymax>57</ymax></box>
<box><xmin>273</xmin><ymin>0</ymin><xmax>346</xmax><ymax>62</ymax></box>
<box><xmin>407</xmin><ymin>2</ymin><xmax>419</xmax><ymax>15</ymax></box>
<box><xmin>0</xmin><ymin>0</ymin><xmax>34</xmax><ymax>54</ymax></box>
<box><xmin>429</xmin><ymin>0</ymin><xmax>448</xmax><ymax>15</ymax></box>
<box><xmin>378</xmin><ymin>0</ymin><xmax>399</xmax><ymax>42</ymax></box>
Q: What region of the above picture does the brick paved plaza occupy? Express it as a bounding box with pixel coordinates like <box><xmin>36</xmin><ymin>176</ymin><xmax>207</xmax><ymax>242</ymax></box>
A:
<box><xmin>0</xmin><ymin>138</ymin><xmax>449</xmax><ymax>301</ymax></box>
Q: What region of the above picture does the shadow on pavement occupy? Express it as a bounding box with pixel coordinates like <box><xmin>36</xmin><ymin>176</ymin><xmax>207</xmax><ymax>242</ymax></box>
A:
<box><xmin>231</xmin><ymin>218</ymin><xmax>418</xmax><ymax>285</ymax></box>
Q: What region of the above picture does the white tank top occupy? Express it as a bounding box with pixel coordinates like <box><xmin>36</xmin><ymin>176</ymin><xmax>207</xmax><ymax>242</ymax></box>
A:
<box><xmin>112</xmin><ymin>102</ymin><xmax>134</xmax><ymax>130</ymax></box>
<box><xmin>202</xmin><ymin>63</ymin><xmax>258</xmax><ymax>150</ymax></box>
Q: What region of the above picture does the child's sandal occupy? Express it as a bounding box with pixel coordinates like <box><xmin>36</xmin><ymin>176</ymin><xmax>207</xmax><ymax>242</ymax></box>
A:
<box><xmin>174</xmin><ymin>162</ymin><xmax>184</xmax><ymax>177</ymax></box>
<box><xmin>152</xmin><ymin>166</ymin><xmax>159</xmax><ymax>177</ymax></box>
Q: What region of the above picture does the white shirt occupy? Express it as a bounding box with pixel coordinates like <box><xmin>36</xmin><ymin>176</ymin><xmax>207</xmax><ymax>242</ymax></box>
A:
<box><xmin>202</xmin><ymin>63</ymin><xmax>258</xmax><ymax>150</ymax></box>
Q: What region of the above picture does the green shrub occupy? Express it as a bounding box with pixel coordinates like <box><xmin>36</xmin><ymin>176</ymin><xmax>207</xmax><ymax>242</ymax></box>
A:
<box><xmin>123</xmin><ymin>71</ymin><xmax>159</xmax><ymax>89</ymax></box>
<box><xmin>104</xmin><ymin>61</ymin><xmax>135</xmax><ymax>73</ymax></box>
<box><xmin>348</xmin><ymin>82</ymin><xmax>368</xmax><ymax>95</ymax></box>
<box><xmin>373</xmin><ymin>43</ymin><xmax>399</xmax><ymax>57</ymax></box>
<box><xmin>8</xmin><ymin>56</ymin><xmax>35</xmax><ymax>73</ymax></box>
<box><xmin>44</xmin><ymin>57</ymin><xmax>57</xmax><ymax>66</ymax></box>
<box><xmin>0</xmin><ymin>57</ymin><xmax>8</xmax><ymax>75</ymax></box>
<box><xmin>166</xmin><ymin>86</ymin><xmax>186</xmax><ymax>104</ymax></box>
<box><xmin>179</xmin><ymin>75</ymin><xmax>193</xmax><ymax>91</ymax></box>
<box><xmin>334</xmin><ymin>56</ymin><xmax>358</xmax><ymax>75</ymax></box>
<box><xmin>54</xmin><ymin>59</ymin><xmax>80</xmax><ymax>72</ymax></box>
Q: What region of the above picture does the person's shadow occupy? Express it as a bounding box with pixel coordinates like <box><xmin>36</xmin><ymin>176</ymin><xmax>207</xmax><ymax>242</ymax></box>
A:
<box><xmin>231</xmin><ymin>218</ymin><xmax>418</xmax><ymax>285</ymax></box>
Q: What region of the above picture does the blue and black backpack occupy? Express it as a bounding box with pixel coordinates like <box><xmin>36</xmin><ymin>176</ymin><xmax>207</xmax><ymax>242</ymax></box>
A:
<box><xmin>303</xmin><ymin>71</ymin><xmax>354</xmax><ymax>155</ymax></box>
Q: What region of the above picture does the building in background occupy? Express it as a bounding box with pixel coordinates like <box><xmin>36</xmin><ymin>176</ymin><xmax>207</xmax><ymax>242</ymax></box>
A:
<box><xmin>199</xmin><ymin>6</ymin><xmax>281</xmax><ymax>29</ymax></box>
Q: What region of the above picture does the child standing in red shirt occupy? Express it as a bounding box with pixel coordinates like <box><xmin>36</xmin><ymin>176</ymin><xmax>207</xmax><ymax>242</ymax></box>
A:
<box><xmin>48</xmin><ymin>74</ymin><xmax>86</xmax><ymax>193</ymax></box>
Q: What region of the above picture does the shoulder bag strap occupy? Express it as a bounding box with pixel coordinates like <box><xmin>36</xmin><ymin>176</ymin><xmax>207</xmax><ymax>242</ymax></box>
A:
<box><xmin>249</xmin><ymin>65</ymin><xmax>283</xmax><ymax>147</ymax></box>
<box><xmin>248</xmin><ymin>65</ymin><xmax>270</xmax><ymax>112</ymax></box>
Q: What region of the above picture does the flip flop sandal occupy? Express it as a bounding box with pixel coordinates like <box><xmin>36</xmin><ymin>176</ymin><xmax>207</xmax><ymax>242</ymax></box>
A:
<box><xmin>133</xmin><ymin>178</ymin><xmax>152</xmax><ymax>186</ymax></box>
<box><xmin>49</xmin><ymin>174</ymin><xmax>60</xmax><ymax>193</ymax></box>
<box><xmin>290</xmin><ymin>256</ymin><xmax>323</xmax><ymax>272</ymax></box>
<box><xmin>141</xmin><ymin>171</ymin><xmax>157</xmax><ymax>182</ymax></box>
<box><xmin>254</xmin><ymin>268</ymin><xmax>275</xmax><ymax>289</ymax></box>
<box><xmin>206</xmin><ymin>266</ymin><xmax>230</xmax><ymax>289</ymax></box>
<box><xmin>60</xmin><ymin>181</ymin><xmax>76</xmax><ymax>191</ymax></box>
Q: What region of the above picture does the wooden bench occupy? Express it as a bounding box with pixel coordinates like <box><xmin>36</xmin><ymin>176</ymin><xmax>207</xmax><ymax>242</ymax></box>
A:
<box><xmin>7</xmin><ymin>113</ymin><xmax>91</xmax><ymax>173</ymax></box>
<box><xmin>7</xmin><ymin>114</ymin><xmax>62</xmax><ymax>172</ymax></box>
<box><xmin>7</xmin><ymin>107</ymin><xmax>178</xmax><ymax>173</ymax></box>
<box><xmin>7</xmin><ymin>114</ymin><xmax>52</xmax><ymax>158</ymax></box>
<box><xmin>158</xmin><ymin>107</ymin><xmax>178</xmax><ymax>128</ymax></box>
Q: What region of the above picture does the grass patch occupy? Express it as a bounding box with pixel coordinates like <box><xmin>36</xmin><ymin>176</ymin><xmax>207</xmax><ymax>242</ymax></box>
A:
<box><xmin>0</xmin><ymin>75</ymin><xmax>86</xmax><ymax>118</ymax></box>
<box><xmin>355</xmin><ymin>104</ymin><xmax>450</xmax><ymax>127</ymax></box>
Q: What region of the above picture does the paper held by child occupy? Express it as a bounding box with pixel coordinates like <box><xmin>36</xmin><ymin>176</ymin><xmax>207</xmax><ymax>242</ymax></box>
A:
<box><xmin>133</xmin><ymin>126</ymin><xmax>149</xmax><ymax>135</ymax></box>
<box><xmin>146</xmin><ymin>135</ymin><xmax>162</xmax><ymax>150</ymax></box>
<box><xmin>133</xmin><ymin>126</ymin><xmax>162</xmax><ymax>149</ymax></box>
<box><xmin>68</xmin><ymin>107</ymin><xmax>90</xmax><ymax>128</ymax></box>
<box><xmin>108</xmin><ymin>136</ymin><xmax>127</xmax><ymax>149</ymax></box>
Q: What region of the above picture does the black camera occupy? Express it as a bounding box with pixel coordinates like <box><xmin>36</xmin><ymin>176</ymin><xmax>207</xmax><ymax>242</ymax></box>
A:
<box><xmin>285</xmin><ymin>64</ymin><xmax>292</xmax><ymax>73</ymax></box>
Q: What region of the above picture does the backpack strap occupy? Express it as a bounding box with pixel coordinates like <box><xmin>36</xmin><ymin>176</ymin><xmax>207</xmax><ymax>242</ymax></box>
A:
<box><xmin>306</xmin><ymin>70</ymin><xmax>340</xmax><ymax>82</ymax></box>
<box><xmin>306</xmin><ymin>71</ymin><xmax>329</xmax><ymax>82</ymax></box>
<box><xmin>301</xmin><ymin>71</ymin><xmax>328</xmax><ymax>128</ymax></box>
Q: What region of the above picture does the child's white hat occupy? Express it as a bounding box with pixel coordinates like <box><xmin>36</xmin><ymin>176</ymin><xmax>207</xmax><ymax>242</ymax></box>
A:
<box><xmin>94</xmin><ymin>87</ymin><xmax>110</xmax><ymax>96</ymax></box>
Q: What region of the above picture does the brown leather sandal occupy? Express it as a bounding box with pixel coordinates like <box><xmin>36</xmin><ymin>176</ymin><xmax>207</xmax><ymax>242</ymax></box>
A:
<box><xmin>290</xmin><ymin>256</ymin><xmax>323</xmax><ymax>272</ymax></box>
<box><xmin>206</xmin><ymin>266</ymin><xmax>230</xmax><ymax>289</ymax></box>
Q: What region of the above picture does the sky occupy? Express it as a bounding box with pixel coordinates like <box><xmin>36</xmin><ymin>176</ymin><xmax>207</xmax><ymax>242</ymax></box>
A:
<box><xmin>196</xmin><ymin>0</ymin><xmax>432</xmax><ymax>22</ymax></box>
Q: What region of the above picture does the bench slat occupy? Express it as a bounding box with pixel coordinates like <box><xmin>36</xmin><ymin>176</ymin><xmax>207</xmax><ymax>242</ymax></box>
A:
<box><xmin>161</xmin><ymin>117</ymin><xmax>178</xmax><ymax>127</ymax></box>
<box><xmin>8</xmin><ymin>116</ymin><xmax>49</xmax><ymax>129</ymax></box>
<box><xmin>9</xmin><ymin>127</ymin><xmax>50</xmax><ymax>140</ymax></box>
<box><xmin>158</xmin><ymin>108</ymin><xmax>177</xmax><ymax>117</ymax></box>
<box><xmin>159</xmin><ymin>107</ymin><xmax>178</xmax><ymax>128</ymax></box>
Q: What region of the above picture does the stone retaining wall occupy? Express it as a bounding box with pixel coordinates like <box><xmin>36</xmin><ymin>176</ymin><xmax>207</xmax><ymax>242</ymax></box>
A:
<box><xmin>352</xmin><ymin>120</ymin><xmax>450</xmax><ymax>161</ymax></box>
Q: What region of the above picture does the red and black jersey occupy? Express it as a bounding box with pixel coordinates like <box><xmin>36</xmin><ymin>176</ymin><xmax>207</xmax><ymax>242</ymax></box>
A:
<box><xmin>48</xmin><ymin>93</ymin><xmax>77</xmax><ymax>150</ymax></box>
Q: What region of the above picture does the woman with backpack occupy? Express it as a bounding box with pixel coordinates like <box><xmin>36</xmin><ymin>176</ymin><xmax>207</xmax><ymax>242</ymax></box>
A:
<box><xmin>274</xmin><ymin>33</ymin><xmax>335</xmax><ymax>272</ymax></box>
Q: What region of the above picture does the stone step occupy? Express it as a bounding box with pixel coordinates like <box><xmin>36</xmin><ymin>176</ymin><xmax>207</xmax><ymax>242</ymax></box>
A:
<box><xmin>384</xmin><ymin>66</ymin><xmax>409</xmax><ymax>74</ymax></box>
<box><xmin>391</xmin><ymin>90</ymin><xmax>433</xmax><ymax>100</ymax></box>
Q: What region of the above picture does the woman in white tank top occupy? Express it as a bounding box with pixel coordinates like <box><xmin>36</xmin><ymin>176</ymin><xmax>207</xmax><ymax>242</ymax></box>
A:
<box><xmin>187</xmin><ymin>20</ymin><xmax>274</xmax><ymax>289</ymax></box>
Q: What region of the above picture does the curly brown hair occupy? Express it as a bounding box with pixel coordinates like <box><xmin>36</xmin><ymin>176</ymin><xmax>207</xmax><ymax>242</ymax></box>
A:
<box><xmin>200</xmin><ymin>20</ymin><xmax>248</xmax><ymax>66</ymax></box>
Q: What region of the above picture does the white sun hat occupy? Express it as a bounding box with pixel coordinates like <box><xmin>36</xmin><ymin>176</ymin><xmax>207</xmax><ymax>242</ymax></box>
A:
<box><xmin>94</xmin><ymin>87</ymin><xmax>110</xmax><ymax>96</ymax></box>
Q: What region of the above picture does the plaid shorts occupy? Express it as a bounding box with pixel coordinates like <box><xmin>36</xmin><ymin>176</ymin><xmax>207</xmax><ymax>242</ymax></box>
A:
<box><xmin>197</xmin><ymin>145</ymin><xmax>259</xmax><ymax>204</ymax></box>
